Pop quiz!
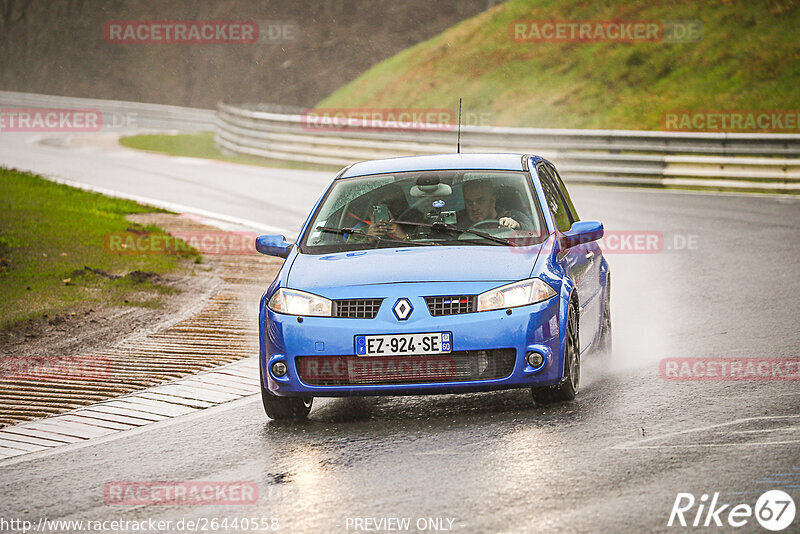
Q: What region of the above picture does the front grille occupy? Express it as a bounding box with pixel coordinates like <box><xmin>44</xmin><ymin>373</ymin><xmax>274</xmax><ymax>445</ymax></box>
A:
<box><xmin>333</xmin><ymin>299</ymin><xmax>383</xmax><ymax>319</ymax></box>
<box><xmin>425</xmin><ymin>295</ymin><xmax>477</xmax><ymax>316</ymax></box>
<box><xmin>296</xmin><ymin>349</ymin><xmax>515</xmax><ymax>386</ymax></box>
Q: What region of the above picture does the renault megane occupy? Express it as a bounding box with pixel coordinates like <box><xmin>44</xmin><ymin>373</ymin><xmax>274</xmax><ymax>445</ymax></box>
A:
<box><xmin>256</xmin><ymin>153</ymin><xmax>611</xmax><ymax>420</ymax></box>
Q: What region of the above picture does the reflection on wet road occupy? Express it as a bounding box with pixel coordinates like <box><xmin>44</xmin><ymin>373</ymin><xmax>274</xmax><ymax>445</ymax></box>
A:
<box><xmin>1</xmin><ymin>142</ymin><xmax>798</xmax><ymax>531</ymax></box>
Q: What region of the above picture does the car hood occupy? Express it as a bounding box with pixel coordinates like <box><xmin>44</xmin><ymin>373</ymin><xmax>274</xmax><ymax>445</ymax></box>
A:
<box><xmin>287</xmin><ymin>245</ymin><xmax>542</xmax><ymax>290</ymax></box>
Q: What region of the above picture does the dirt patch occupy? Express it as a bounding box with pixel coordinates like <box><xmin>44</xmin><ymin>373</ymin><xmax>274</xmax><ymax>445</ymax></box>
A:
<box><xmin>0</xmin><ymin>267</ymin><xmax>218</xmax><ymax>360</ymax></box>
<box><xmin>64</xmin><ymin>266</ymin><xmax>161</xmax><ymax>283</ymax></box>
<box><xmin>0</xmin><ymin>213</ymin><xmax>284</xmax><ymax>427</ymax></box>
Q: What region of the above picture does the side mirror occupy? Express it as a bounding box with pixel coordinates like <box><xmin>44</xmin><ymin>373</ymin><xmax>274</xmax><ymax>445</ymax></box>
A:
<box><xmin>560</xmin><ymin>221</ymin><xmax>604</xmax><ymax>250</ymax></box>
<box><xmin>255</xmin><ymin>235</ymin><xmax>293</xmax><ymax>258</ymax></box>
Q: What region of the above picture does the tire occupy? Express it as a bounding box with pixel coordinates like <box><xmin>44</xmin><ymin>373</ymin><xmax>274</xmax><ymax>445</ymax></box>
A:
<box><xmin>532</xmin><ymin>299</ymin><xmax>580</xmax><ymax>404</ymax></box>
<box><xmin>260</xmin><ymin>364</ymin><xmax>312</xmax><ymax>421</ymax></box>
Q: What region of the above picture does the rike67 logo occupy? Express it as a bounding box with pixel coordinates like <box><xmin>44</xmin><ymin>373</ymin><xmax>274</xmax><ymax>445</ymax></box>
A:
<box><xmin>669</xmin><ymin>490</ymin><xmax>796</xmax><ymax>531</ymax></box>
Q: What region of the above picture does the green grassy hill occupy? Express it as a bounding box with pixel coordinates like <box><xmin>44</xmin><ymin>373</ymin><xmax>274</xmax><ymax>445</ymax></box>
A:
<box><xmin>318</xmin><ymin>0</ymin><xmax>800</xmax><ymax>130</ymax></box>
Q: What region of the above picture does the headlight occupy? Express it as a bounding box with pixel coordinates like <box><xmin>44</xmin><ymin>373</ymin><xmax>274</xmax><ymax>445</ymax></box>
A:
<box><xmin>477</xmin><ymin>278</ymin><xmax>556</xmax><ymax>312</ymax></box>
<box><xmin>268</xmin><ymin>288</ymin><xmax>332</xmax><ymax>317</ymax></box>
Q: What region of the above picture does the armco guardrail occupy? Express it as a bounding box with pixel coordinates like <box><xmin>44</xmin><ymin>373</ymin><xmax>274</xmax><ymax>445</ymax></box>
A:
<box><xmin>0</xmin><ymin>90</ymin><xmax>215</xmax><ymax>132</ymax></box>
<box><xmin>215</xmin><ymin>102</ymin><xmax>800</xmax><ymax>191</ymax></box>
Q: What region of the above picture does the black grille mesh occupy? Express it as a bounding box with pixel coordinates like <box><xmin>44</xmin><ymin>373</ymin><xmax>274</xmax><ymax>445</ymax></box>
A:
<box><xmin>425</xmin><ymin>295</ymin><xmax>477</xmax><ymax>316</ymax></box>
<box><xmin>333</xmin><ymin>299</ymin><xmax>383</xmax><ymax>319</ymax></box>
<box><xmin>297</xmin><ymin>349</ymin><xmax>515</xmax><ymax>386</ymax></box>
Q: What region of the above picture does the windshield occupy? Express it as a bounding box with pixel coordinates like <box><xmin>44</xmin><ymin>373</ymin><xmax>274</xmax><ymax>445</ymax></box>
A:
<box><xmin>301</xmin><ymin>170</ymin><xmax>547</xmax><ymax>253</ymax></box>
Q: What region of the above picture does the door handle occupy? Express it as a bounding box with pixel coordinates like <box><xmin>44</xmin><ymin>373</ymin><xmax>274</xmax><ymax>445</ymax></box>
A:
<box><xmin>585</xmin><ymin>251</ymin><xmax>595</xmax><ymax>260</ymax></box>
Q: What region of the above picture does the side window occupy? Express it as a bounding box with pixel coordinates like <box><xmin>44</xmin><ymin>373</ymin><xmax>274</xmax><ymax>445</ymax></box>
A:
<box><xmin>549</xmin><ymin>164</ymin><xmax>579</xmax><ymax>222</ymax></box>
<box><xmin>537</xmin><ymin>165</ymin><xmax>572</xmax><ymax>233</ymax></box>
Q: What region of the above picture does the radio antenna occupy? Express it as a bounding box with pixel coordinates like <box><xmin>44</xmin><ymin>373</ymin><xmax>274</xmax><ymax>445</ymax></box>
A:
<box><xmin>457</xmin><ymin>98</ymin><xmax>462</xmax><ymax>154</ymax></box>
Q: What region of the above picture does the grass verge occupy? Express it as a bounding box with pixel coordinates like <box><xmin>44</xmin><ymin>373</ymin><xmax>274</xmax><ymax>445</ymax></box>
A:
<box><xmin>0</xmin><ymin>167</ymin><xmax>202</xmax><ymax>329</ymax></box>
<box><xmin>119</xmin><ymin>132</ymin><xmax>341</xmax><ymax>172</ymax></box>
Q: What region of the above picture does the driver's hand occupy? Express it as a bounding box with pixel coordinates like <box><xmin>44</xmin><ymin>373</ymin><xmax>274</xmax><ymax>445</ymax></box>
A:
<box><xmin>499</xmin><ymin>217</ymin><xmax>520</xmax><ymax>229</ymax></box>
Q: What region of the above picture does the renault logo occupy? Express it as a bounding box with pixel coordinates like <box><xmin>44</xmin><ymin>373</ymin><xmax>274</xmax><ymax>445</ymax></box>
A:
<box><xmin>393</xmin><ymin>298</ymin><xmax>413</xmax><ymax>320</ymax></box>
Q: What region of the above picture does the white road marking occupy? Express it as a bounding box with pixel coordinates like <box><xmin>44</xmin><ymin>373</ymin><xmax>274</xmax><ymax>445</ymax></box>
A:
<box><xmin>616</xmin><ymin>440</ymin><xmax>800</xmax><ymax>449</ymax></box>
<box><xmin>611</xmin><ymin>415</ymin><xmax>800</xmax><ymax>450</ymax></box>
<box><xmin>42</xmin><ymin>175</ymin><xmax>295</xmax><ymax>237</ymax></box>
<box><xmin>573</xmin><ymin>182</ymin><xmax>800</xmax><ymax>201</ymax></box>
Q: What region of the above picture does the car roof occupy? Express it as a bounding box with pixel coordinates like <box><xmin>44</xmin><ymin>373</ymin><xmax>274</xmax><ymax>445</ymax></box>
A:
<box><xmin>338</xmin><ymin>153</ymin><xmax>548</xmax><ymax>179</ymax></box>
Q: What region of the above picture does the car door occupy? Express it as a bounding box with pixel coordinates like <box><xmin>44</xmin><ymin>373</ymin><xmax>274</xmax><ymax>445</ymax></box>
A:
<box><xmin>551</xmin><ymin>163</ymin><xmax>604</xmax><ymax>350</ymax></box>
<box><xmin>537</xmin><ymin>163</ymin><xmax>598</xmax><ymax>352</ymax></box>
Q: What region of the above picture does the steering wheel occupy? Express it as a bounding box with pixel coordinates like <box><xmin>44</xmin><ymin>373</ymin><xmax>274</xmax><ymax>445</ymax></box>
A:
<box><xmin>457</xmin><ymin>219</ymin><xmax>514</xmax><ymax>240</ymax></box>
<box><xmin>467</xmin><ymin>219</ymin><xmax>501</xmax><ymax>231</ymax></box>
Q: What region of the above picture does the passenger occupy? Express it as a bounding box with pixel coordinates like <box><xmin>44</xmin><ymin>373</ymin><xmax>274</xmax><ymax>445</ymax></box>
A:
<box><xmin>356</xmin><ymin>185</ymin><xmax>422</xmax><ymax>241</ymax></box>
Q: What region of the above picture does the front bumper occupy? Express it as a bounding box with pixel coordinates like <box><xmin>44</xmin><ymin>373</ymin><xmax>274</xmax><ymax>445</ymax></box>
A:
<box><xmin>259</xmin><ymin>288</ymin><xmax>566</xmax><ymax>397</ymax></box>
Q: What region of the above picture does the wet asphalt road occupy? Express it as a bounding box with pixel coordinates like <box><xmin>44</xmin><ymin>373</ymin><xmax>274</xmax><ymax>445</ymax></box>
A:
<box><xmin>1</xmin><ymin>134</ymin><xmax>799</xmax><ymax>532</ymax></box>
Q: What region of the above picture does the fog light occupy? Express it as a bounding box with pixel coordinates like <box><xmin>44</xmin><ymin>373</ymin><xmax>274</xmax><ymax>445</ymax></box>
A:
<box><xmin>271</xmin><ymin>361</ymin><xmax>288</xmax><ymax>377</ymax></box>
<box><xmin>526</xmin><ymin>352</ymin><xmax>545</xmax><ymax>370</ymax></box>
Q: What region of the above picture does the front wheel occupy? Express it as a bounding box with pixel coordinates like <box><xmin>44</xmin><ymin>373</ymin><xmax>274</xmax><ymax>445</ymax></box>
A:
<box><xmin>260</xmin><ymin>373</ymin><xmax>312</xmax><ymax>421</ymax></box>
<box><xmin>532</xmin><ymin>300</ymin><xmax>580</xmax><ymax>404</ymax></box>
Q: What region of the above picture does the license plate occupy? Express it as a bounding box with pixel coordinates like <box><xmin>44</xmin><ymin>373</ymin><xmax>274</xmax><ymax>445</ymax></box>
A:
<box><xmin>355</xmin><ymin>332</ymin><xmax>452</xmax><ymax>356</ymax></box>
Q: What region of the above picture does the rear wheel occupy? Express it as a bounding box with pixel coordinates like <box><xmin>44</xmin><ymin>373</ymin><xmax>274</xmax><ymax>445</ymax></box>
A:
<box><xmin>532</xmin><ymin>299</ymin><xmax>580</xmax><ymax>404</ymax></box>
<box><xmin>260</xmin><ymin>363</ymin><xmax>312</xmax><ymax>420</ymax></box>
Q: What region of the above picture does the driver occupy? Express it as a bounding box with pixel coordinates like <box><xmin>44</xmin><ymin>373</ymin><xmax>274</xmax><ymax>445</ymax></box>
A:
<box><xmin>458</xmin><ymin>179</ymin><xmax>530</xmax><ymax>230</ymax></box>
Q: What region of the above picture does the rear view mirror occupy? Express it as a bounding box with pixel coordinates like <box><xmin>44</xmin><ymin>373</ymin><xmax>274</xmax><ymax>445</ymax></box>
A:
<box><xmin>255</xmin><ymin>235</ymin><xmax>293</xmax><ymax>258</ymax></box>
<box><xmin>560</xmin><ymin>221</ymin><xmax>604</xmax><ymax>249</ymax></box>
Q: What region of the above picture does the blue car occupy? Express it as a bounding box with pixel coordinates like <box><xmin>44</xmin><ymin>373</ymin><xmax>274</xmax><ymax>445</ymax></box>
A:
<box><xmin>256</xmin><ymin>153</ymin><xmax>611</xmax><ymax>420</ymax></box>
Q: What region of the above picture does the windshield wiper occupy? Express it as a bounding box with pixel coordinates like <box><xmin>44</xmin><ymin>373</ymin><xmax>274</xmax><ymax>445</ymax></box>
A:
<box><xmin>390</xmin><ymin>220</ymin><xmax>511</xmax><ymax>246</ymax></box>
<box><xmin>315</xmin><ymin>226</ymin><xmax>435</xmax><ymax>246</ymax></box>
